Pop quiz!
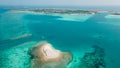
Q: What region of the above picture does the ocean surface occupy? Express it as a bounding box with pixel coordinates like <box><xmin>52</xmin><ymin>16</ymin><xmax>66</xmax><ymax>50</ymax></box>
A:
<box><xmin>0</xmin><ymin>7</ymin><xmax>120</xmax><ymax>68</ymax></box>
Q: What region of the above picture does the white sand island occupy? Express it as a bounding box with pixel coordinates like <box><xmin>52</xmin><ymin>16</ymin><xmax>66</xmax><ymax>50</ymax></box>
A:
<box><xmin>30</xmin><ymin>41</ymin><xmax>73</xmax><ymax>68</ymax></box>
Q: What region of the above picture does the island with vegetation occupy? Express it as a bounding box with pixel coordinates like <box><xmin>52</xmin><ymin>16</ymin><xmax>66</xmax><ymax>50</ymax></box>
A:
<box><xmin>10</xmin><ymin>8</ymin><xmax>97</xmax><ymax>15</ymax></box>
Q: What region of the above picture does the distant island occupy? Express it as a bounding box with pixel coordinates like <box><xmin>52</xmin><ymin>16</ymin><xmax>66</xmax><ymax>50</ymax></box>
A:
<box><xmin>111</xmin><ymin>12</ymin><xmax>120</xmax><ymax>15</ymax></box>
<box><xmin>10</xmin><ymin>8</ymin><xmax>97</xmax><ymax>15</ymax></box>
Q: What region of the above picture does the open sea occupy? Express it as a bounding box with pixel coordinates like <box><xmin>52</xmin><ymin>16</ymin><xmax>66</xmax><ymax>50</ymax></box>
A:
<box><xmin>0</xmin><ymin>7</ymin><xmax>120</xmax><ymax>68</ymax></box>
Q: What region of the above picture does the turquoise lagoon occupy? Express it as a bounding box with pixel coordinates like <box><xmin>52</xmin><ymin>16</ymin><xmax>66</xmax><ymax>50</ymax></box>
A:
<box><xmin>0</xmin><ymin>8</ymin><xmax>120</xmax><ymax>68</ymax></box>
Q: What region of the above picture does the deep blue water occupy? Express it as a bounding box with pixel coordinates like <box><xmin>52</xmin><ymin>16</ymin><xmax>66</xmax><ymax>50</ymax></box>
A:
<box><xmin>0</xmin><ymin>8</ymin><xmax>120</xmax><ymax>68</ymax></box>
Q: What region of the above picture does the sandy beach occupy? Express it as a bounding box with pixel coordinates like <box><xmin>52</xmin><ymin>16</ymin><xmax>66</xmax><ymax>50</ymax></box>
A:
<box><xmin>30</xmin><ymin>41</ymin><xmax>73</xmax><ymax>68</ymax></box>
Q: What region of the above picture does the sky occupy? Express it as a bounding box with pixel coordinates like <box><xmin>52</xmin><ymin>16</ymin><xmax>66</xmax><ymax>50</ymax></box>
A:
<box><xmin>0</xmin><ymin>0</ymin><xmax>120</xmax><ymax>6</ymax></box>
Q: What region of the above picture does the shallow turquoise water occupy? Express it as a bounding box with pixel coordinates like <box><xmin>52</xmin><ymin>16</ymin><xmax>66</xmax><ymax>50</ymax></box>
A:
<box><xmin>0</xmin><ymin>9</ymin><xmax>120</xmax><ymax>68</ymax></box>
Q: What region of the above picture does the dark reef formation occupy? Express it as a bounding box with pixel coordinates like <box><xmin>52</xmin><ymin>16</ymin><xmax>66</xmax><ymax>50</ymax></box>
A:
<box><xmin>79</xmin><ymin>45</ymin><xmax>105</xmax><ymax>68</ymax></box>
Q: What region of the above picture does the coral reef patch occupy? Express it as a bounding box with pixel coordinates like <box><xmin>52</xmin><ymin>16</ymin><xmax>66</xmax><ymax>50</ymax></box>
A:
<box><xmin>79</xmin><ymin>45</ymin><xmax>105</xmax><ymax>68</ymax></box>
